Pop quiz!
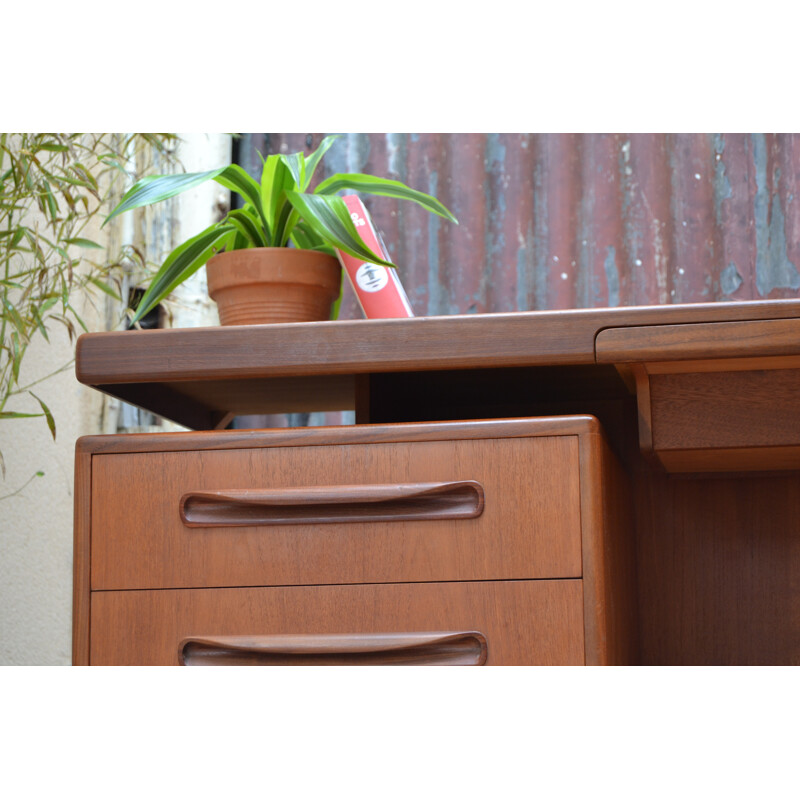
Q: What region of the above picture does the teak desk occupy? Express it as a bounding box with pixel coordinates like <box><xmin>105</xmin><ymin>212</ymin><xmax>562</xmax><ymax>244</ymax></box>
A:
<box><xmin>74</xmin><ymin>300</ymin><xmax>800</xmax><ymax>665</ymax></box>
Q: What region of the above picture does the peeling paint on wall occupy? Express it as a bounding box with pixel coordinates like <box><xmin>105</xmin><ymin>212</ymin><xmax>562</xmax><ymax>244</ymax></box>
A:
<box><xmin>238</xmin><ymin>133</ymin><xmax>800</xmax><ymax>318</ymax></box>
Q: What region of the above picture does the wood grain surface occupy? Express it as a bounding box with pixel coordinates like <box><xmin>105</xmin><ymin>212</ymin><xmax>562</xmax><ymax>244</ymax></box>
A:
<box><xmin>89</xmin><ymin>580</ymin><xmax>586</xmax><ymax>666</ymax></box>
<box><xmin>75</xmin><ymin>299</ymin><xmax>800</xmax><ymax>427</ymax></box>
<box><xmin>579</xmin><ymin>430</ymin><xmax>639</xmax><ymax>665</ymax></box>
<box><xmin>595</xmin><ymin>317</ymin><xmax>800</xmax><ymax>363</ymax></box>
<box><xmin>618</xmin><ymin>363</ymin><xmax>800</xmax><ymax>472</ymax></box>
<box><xmin>76</xmin><ymin>415</ymin><xmax>600</xmax><ymax>455</ymax></box>
<box><xmin>633</xmin><ymin>470</ymin><xmax>800</xmax><ymax>665</ymax></box>
<box><xmin>649</xmin><ymin>370</ymin><xmax>800</xmax><ymax>451</ymax></box>
<box><xmin>78</xmin><ymin>299</ymin><xmax>800</xmax><ymax>383</ymax></box>
<box><xmin>90</xmin><ymin>434</ymin><xmax>582</xmax><ymax>590</ymax></box>
<box><xmin>178</xmin><ymin>631</ymin><xmax>489</xmax><ymax>666</ymax></box>
<box><xmin>178</xmin><ymin>481</ymin><xmax>485</xmax><ymax>527</ymax></box>
<box><xmin>74</xmin><ymin>299</ymin><xmax>800</xmax><ymax>666</ymax></box>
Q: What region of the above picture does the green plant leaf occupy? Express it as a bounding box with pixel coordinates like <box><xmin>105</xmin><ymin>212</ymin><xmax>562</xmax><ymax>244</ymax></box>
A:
<box><xmin>30</xmin><ymin>392</ymin><xmax>56</xmax><ymax>440</ymax></box>
<box><xmin>40</xmin><ymin>296</ymin><xmax>59</xmax><ymax>314</ymax></box>
<box><xmin>280</xmin><ymin>151</ymin><xmax>305</xmax><ymax>189</ymax></box>
<box><xmin>211</xmin><ymin>165</ymin><xmax>268</xmax><ymax>232</ymax></box>
<box><xmin>2</xmin><ymin>296</ymin><xmax>25</xmax><ymax>334</ymax></box>
<box><xmin>290</xmin><ymin>220</ymin><xmax>324</xmax><ymax>251</ymax></box>
<box><xmin>330</xmin><ymin>270</ymin><xmax>344</xmax><ymax>320</ymax></box>
<box><xmin>10</xmin><ymin>227</ymin><xmax>26</xmax><ymax>248</ymax></box>
<box><xmin>263</xmin><ymin>156</ymin><xmax>297</xmax><ymax>245</ymax></box>
<box><xmin>30</xmin><ymin>306</ymin><xmax>50</xmax><ymax>342</ymax></box>
<box><xmin>66</xmin><ymin>303</ymin><xmax>88</xmax><ymax>333</ymax></box>
<box><xmin>42</xmin><ymin>180</ymin><xmax>59</xmax><ymax>222</ymax></box>
<box><xmin>87</xmin><ymin>276</ymin><xmax>121</xmax><ymax>300</ymax></box>
<box><xmin>130</xmin><ymin>223</ymin><xmax>235</xmax><ymax>324</ymax></box>
<box><xmin>70</xmin><ymin>162</ymin><xmax>98</xmax><ymax>192</ymax></box>
<box><xmin>225</xmin><ymin>208</ymin><xmax>267</xmax><ymax>247</ymax></box>
<box><xmin>315</xmin><ymin>173</ymin><xmax>458</xmax><ymax>224</ymax></box>
<box><xmin>103</xmin><ymin>168</ymin><xmax>228</xmax><ymax>225</ymax></box>
<box><xmin>285</xmin><ymin>192</ymin><xmax>395</xmax><ymax>268</ymax></box>
<box><xmin>303</xmin><ymin>135</ymin><xmax>339</xmax><ymax>189</ymax></box>
<box><xmin>64</xmin><ymin>237</ymin><xmax>103</xmax><ymax>250</ymax></box>
<box><xmin>0</xmin><ymin>411</ymin><xmax>43</xmax><ymax>419</ymax></box>
<box><xmin>260</xmin><ymin>155</ymin><xmax>280</xmax><ymax>227</ymax></box>
<box><xmin>10</xmin><ymin>332</ymin><xmax>21</xmax><ymax>383</ymax></box>
<box><xmin>231</xmin><ymin>229</ymin><xmax>249</xmax><ymax>251</ymax></box>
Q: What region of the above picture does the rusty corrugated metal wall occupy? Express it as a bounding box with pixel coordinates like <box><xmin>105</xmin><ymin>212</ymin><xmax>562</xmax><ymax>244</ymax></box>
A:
<box><xmin>237</xmin><ymin>133</ymin><xmax>800</xmax><ymax>319</ymax></box>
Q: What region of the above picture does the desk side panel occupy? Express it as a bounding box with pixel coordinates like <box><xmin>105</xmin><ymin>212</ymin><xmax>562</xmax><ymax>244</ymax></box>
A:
<box><xmin>72</xmin><ymin>442</ymin><xmax>92</xmax><ymax>666</ymax></box>
<box><xmin>579</xmin><ymin>431</ymin><xmax>639</xmax><ymax>665</ymax></box>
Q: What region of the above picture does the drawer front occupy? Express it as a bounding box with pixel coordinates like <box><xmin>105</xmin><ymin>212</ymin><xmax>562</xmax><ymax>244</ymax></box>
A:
<box><xmin>91</xmin><ymin>434</ymin><xmax>583</xmax><ymax>590</ymax></box>
<box><xmin>89</xmin><ymin>580</ymin><xmax>586</xmax><ymax>665</ymax></box>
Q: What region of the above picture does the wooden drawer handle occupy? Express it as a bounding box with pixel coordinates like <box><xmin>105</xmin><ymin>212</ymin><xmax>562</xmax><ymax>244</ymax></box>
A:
<box><xmin>179</xmin><ymin>631</ymin><xmax>488</xmax><ymax>666</ymax></box>
<box><xmin>179</xmin><ymin>481</ymin><xmax>485</xmax><ymax>527</ymax></box>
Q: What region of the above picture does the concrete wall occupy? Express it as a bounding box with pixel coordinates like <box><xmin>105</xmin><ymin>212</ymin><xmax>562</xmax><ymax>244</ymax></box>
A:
<box><xmin>0</xmin><ymin>133</ymin><xmax>231</xmax><ymax>665</ymax></box>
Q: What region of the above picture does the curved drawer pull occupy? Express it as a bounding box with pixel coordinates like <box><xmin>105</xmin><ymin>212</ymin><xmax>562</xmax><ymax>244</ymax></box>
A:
<box><xmin>180</xmin><ymin>481</ymin><xmax>484</xmax><ymax>527</ymax></box>
<box><xmin>179</xmin><ymin>631</ymin><xmax>488</xmax><ymax>666</ymax></box>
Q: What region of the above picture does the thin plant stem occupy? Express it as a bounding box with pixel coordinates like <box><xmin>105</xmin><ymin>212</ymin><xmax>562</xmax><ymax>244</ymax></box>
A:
<box><xmin>7</xmin><ymin>359</ymin><xmax>75</xmax><ymax>395</ymax></box>
<box><xmin>0</xmin><ymin>469</ymin><xmax>44</xmax><ymax>502</ymax></box>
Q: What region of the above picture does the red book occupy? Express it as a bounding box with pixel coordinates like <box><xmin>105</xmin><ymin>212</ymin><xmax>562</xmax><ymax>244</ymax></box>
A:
<box><xmin>336</xmin><ymin>195</ymin><xmax>414</xmax><ymax>318</ymax></box>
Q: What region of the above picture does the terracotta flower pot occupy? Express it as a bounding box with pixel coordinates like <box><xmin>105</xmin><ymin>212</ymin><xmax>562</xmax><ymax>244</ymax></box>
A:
<box><xmin>206</xmin><ymin>248</ymin><xmax>341</xmax><ymax>326</ymax></box>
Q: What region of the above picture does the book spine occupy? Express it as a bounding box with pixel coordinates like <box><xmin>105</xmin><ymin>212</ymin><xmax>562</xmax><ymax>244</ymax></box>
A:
<box><xmin>337</xmin><ymin>195</ymin><xmax>414</xmax><ymax>318</ymax></box>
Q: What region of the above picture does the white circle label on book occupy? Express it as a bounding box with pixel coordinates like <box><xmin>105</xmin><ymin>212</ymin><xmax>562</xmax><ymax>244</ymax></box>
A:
<box><xmin>355</xmin><ymin>262</ymin><xmax>389</xmax><ymax>293</ymax></box>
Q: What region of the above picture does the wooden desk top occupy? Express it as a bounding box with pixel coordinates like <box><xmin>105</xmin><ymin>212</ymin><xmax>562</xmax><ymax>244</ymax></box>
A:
<box><xmin>75</xmin><ymin>299</ymin><xmax>800</xmax><ymax>429</ymax></box>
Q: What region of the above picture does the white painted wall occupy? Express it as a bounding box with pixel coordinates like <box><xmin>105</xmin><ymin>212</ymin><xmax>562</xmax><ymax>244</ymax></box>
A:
<box><xmin>0</xmin><ymin>133</ymin><xmax>231</xmax><ymax>664</ymax></box>
<box><xmin>160</xmin><ymin>132</ymin><xmax>231</xmax><ymax>330</ymax></box>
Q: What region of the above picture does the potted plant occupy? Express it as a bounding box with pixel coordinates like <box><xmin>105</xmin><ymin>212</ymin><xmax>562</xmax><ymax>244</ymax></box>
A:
<box><xmin>105</xmin><ymin>135</ymin><xmax>457</xmax><ymax>326</ymax></box>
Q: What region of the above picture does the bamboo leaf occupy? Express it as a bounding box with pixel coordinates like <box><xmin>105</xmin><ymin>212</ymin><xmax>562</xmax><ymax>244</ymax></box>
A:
<box><xmin>11</xmin><ymin>332</ymin><xmax>21</xmax><ymax>383</ymax></box>
<box><xmin>315</xmin><ymin>173</ymin><xmax>459</xmax><ymax>224</ymax></box>
<box><xmin>86</xmin><ymin>276</ymin><xmax>121</xmax><ymax>300</ymax></box>
<box><xmin>42</xmin><ymin>179</ymin><xmax>59</xmax><ymax>222</ymax></box>
<box><xmin>3</xmin><ymin>296</ymin><xmax>26</xmax><ymax>334</ymax></box>
<box><xmin>64</xmin><ymin>237</ymin><xmax>103</xmax><ymax>250</ymax></box>
<box><xmin>30</xmin><ymin>392</ymin><xmax>56</xmax><ymax>440</ymax></box>
<box><xmin>30</xmin><ymin>307</ymin><xmax>50</xmax><ymax>342</ymax></box>
<box><xmin>66</xmin><ymin>304</ymin><xmax>88</xmax><ymax>332</ymax></box>
<box><xmin>285</xmin><ymin>192</ymin><xmax>395</xmax><ymax>268</ymax></box>
<box><xmin>130</xmin><ymin>223</ymin><xmax>235</xmax><ymax>324</ymax></box>
<box><xmin>70</xmin><ymin>162</ymin><xmax>98</xmax><ymax>192</ymax></box>
<box><xmin>0</xmin><ymin>411</ymin><xmax>43</xmax><ymax>419</ymax></box>
<box><xmin>10</xmin><ymin>227</ymin><xmax>26</xmax><ymax>248</ymax></box>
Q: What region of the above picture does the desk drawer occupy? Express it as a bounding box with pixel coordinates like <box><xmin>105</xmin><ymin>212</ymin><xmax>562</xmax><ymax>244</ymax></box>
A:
<box><xmin>90</xmin><ymin>420</ymin><xmax>586</xmax><ymax>590</ymax></box>
<box><xmin>89</xmin><ymin>580</ymin><xmax>585</xmax><ymax>666</ymax></box>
